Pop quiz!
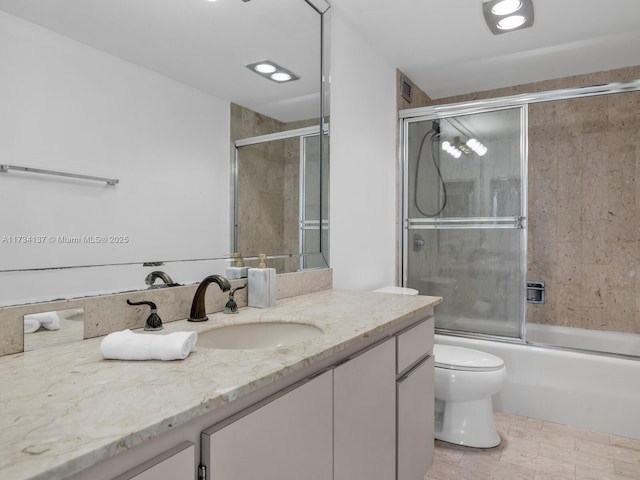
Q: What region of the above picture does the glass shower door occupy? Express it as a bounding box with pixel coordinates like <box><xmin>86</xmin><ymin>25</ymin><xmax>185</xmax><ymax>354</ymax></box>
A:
<box><xmin>300</xmin><ymin>131</ymin><xmax>329</xmax><ymax>269</ymax></box>
<box><xmin>403</xmin><ymin>107</ymin><xmax>527</xmax><ymax>338</ymax></box>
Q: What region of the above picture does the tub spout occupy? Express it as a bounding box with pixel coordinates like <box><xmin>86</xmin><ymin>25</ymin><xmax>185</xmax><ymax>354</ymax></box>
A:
<box><xmin>189</xmin><ymin>275</ymin><xmax>231</xmax><ymax>322</ymax></box>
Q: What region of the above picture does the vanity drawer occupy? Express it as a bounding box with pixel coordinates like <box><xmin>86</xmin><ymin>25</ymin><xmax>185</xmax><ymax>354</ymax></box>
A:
<box><xmin>396</xmin><ymin>317</ymin><xmax>434</xmax><ymax>375</ymax></box>
<box><xmin>111</xmin><ymin>441</ymin><xmax>195</xmax><ymax>480</ymax></box>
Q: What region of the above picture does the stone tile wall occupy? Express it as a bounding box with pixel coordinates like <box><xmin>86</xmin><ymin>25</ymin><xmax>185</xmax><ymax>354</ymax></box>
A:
<box><xmin>527</xmin><ymin>89</ymin><xmax>640</xmax><ymax>333</ymax></box>
<box><xmin>399</xmin><ymin>66</ymin><xmax>640</xmax><ymax>333</ymax></box>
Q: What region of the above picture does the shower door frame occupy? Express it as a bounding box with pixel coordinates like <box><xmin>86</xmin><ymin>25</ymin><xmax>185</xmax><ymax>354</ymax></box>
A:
<box><xmin>399</xmin><ymin>104</ymin><xmax>530</xmax><ymax>342</ymax></box>
<box><xmin>398</xmin><ymin>78</ymin><xmax>640</xmax><ymax>345</ymax></box>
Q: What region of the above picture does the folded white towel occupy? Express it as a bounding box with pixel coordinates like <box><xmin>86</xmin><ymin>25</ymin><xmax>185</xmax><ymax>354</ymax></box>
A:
<box><xmin>23</xmin><ymin>311</ymin><xmax>60</xmax><ymax>333</ymax></box>
<box><xmin>24</xmin><ymin>317</ymin><xmax>41</xmax><ymax>334</ymax></box>
<box><xmin>100</xmin><ymin>329</ymin><xmax>198</xmax><ymax>361</ymax></box>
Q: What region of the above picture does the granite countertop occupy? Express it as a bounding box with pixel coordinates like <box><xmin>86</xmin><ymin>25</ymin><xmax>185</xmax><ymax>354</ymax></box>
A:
<box><xmin>0</xmin><ymin>289</ymin><xmax>441</xmax><ymax>480</ymax></box>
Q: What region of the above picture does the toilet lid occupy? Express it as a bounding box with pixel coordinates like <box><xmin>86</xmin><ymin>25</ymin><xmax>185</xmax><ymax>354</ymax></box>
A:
<box><xmin>434</xmin><ymin>344</ymin><xmax>504</xmax><ymax>372</ymax></box>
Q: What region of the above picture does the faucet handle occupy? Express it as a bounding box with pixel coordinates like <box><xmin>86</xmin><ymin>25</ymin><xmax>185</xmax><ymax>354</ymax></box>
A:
<box><xmin>126</xmin><ymin>299</ymin><xmax>163</xmax><ymax>331</ymax></box>
<box><xmin>224</xmin><ymin>284</ymin><xmax>247</xmax><ymax>314</ymax></box>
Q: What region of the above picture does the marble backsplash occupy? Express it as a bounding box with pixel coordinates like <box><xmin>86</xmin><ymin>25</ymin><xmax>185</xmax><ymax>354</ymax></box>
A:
<box><xmin>0</xmin><ymin>268</ymin><xmax>333</xmax><ymax>357</ymax></box>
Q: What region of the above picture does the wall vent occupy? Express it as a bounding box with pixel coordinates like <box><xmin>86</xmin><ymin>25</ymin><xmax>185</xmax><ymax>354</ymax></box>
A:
<box><xmin>401</xmin><ymin>76</ymin><xmax>413</xmax><ymax>103</ymax></box>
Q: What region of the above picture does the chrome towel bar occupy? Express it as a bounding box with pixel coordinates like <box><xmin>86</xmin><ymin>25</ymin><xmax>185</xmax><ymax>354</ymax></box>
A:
<box><xmin>0</xmin><ymin>164</ymin><xmax>119</xmax><ymax>186</ymax></box>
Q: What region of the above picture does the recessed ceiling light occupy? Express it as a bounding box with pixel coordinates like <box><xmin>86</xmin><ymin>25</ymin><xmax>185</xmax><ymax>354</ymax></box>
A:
<box><xmin>271</xmin><ymin>72</ymin><xmax>292</xmax><ymax>82</ymax></box>
<box><xmin>482</xmin><ymin>0</ymin><xmax>534</xmax><ymax>35</ymax></box>
<box><xmin>497</xmin><ymin>15</ymin><xmax>526</xmax><ymax>30</ymax></box>
<box><xmin>245</xmin><ymin>60</ymin><xmax>300</xmax><ymax>83</ymax></box>
<box><xmin>255</xmin><ymin>63</ymin><xmax>277</xmax><ymax>74</ymax></box>
<box><xmin>491</xmin><ymin>0</ymin><xmax>521</xmax><ymax>15</ymax></box>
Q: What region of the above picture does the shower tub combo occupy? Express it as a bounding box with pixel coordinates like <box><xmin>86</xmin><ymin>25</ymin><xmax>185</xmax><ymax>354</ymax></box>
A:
<box><xmin>400</xmin><ymin>80</ymin><xmax>640</xmax><ymax>441</ymax></box>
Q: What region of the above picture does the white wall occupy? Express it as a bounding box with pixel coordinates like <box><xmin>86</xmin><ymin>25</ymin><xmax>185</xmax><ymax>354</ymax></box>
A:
<box><xmin>0</xmin><ymin>12</ymin><xmax>230</xmax><ymax>304</ymax></box>
<box><xmin>329</xmin><ymin>9</ymin><xmax>398</xmax><ymax>291</ymax></box>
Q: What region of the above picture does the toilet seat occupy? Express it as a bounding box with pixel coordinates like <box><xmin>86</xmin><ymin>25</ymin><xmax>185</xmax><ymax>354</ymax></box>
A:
<box><xmin>372</xmin><ymin>286</ymin><xmax>419</xmax><ymax>295</ymax></box>
<box><xmin>434</xmin><ymin>344</ymin><xmax>504</xmax><ymax>372</ymax></box>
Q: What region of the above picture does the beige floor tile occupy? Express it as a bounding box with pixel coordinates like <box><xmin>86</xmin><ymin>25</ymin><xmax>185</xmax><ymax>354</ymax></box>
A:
<box><xmin>500</xmin><ymin>449</ymin><xmax>576</xmax><ymax>478</ymax></box>
<box><xmin>433</xmin><ymin>445</ymin><xmax>464</xmax><ymax>465</ymax></box>
<box><xmin>458</xmin><ymin>451</ymin><xmax>505</xmax><ymax>472</ymax></box>
<box><xmin>610</xmin><ymin>436</ymin><xmax>640</xmax><ymax>452</ymax></box>
<box><xmin>426</xmin><ymin>458</ymin><xmax>490</xmax><ymax>480</ymax></box>
<box><xmin>575</xmin><ymin>439</ymin><xmax>640</xmax><ymax>465</ymax></box>
<box><xmin>537</xmin><ymin>441</ymin><xmax>577</xmax><ymax>462</ymax></box>
<box><xmin>613</xmin><ymin>460</ymin><xmax>640</xmax><ymax>480</ymax></box>
<box><xmin>538</xmin><ymin>442</ymin><xmax>615</xmax><ymax>473</ymax></box>
<box><xmin>497</xmin><ymin>412</ymin><xmax>545</xmax><ymax>430</ymax></box>
<box><xmin>574</xmin><ymin>450</ymin><xmax>617</xmax><ymax>474</ymax></box>
<box><xmin>488</xmin><ymin>461</ymin><xmax>536</xmax><ymax>480</ymax></box>
<box><xmin>543</xmin><ymin>421</ymin><xmax>610</xmax><ymax>445</ymax></box>
<box><xmin>499</xmin><ymin>433</ymin><xmax>541</xmax><ymax>455</ymax></box>
<box><xmin>425</xmin><ymin>413</ymin><xmax>640</xmax><ymax>480</ymax></box>
<box><xmin>576</xmin><ymin>464</ymin><xmax>637</xmax><ymax>480</ymax></box>
<box><xmin>509</xmin><ymin>423</ymin><xmax>574</xmax><ymax>449</ymax></box>
<box><xmin>533</xmin><ymin>474</ymin><xmax>575</xmax><ymax>480</ymax></box>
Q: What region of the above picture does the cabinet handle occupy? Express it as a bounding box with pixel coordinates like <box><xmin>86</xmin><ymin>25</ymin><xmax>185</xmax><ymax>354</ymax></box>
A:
<box><xmin>397</xmin><ymin>354</ymin><xmax>432</xmax><ymax>383</ymax></box>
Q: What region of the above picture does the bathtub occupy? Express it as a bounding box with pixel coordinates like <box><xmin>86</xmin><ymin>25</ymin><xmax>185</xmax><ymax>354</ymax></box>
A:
<box><xmin>527</xmin><ymin>322</ymin><xmax>640</xmax><ymax>357</ymax></box>
<box><xmin>435</xmin><ymin>332</ymin><xmax>640</xmax><ymax>440</ymax></box>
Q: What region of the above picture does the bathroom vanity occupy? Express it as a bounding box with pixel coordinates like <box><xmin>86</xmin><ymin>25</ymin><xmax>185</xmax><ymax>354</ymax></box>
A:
<box><xmin>0</xmin><ymin>290</ymin><xmax>440</xmax><ymax>480</ymax></box>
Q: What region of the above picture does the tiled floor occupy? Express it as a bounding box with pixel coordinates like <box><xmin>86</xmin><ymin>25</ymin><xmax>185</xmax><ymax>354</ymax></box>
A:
<box><xmin>425</xmin><ymin>412</ymin><xmax>640</xmax><ymax>480</ymax></box>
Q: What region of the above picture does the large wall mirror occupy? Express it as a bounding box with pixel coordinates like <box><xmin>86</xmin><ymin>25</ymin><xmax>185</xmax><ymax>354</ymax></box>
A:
<box><xmin>0</xmin><ymin>0</ymin><xmax>330</xmax><ymax>307</ymax></box>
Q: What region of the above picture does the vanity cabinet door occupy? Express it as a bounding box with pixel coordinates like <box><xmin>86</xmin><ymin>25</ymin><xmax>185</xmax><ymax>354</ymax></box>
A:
<box><xmin>112</xmin><ymin>441</ymin><xmax>195</xmax><ymax>480</ymax></box>
<box><xmin>334</xmin><ymin>338</ymin><xmax>396</xmax><ymax>480</ymax></box>
<box><xmin>201</xmin><ymin>370</ymin><xmax>333</xmax><ymax>480</ymax></box>
<box><xmin>397</xmin><ymin>355</ymin><xmax>435</xmax><ymax>480</ymax></box>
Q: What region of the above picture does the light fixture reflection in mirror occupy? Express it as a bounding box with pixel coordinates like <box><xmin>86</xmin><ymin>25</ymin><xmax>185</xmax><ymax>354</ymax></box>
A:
<box><xmin>23</xmin><ymin>308</ymin><xmax>84</xmax><ymax>352</ymax></box>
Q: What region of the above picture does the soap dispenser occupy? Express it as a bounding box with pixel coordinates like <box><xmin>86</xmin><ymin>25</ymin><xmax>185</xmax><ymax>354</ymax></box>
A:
<box><xmin>226</xmin><ymin>252</ymin><xmax>249</xmax><ymax>280</ymax></box>
<box><xmin>248</xmin><ymin>254</ymin><xmax>276</xmax><ymax>308</ymax></box>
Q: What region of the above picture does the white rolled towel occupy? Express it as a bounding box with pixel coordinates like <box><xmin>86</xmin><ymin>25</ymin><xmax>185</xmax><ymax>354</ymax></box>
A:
<box><xmin>24</xmin><ymin>317</ymin><xmax>41</xmax><ymax>334</ymax></box>
<box><xmin>23</xmin><ymin>311</ymin><xmax>60</xmax><ymax>333</ymax></box>
<box><xmin>100</xmin><ymin>329</ymin><xmax>198</xmax><ymax>361</ymax></box>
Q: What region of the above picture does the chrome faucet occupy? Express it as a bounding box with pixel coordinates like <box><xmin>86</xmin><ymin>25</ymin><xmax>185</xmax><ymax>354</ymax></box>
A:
<box><xmin>189</xmin><ymin>275</ymin><xmax>231</xmax><ymax>322</ymax></box>
<box><xmin>145</xmin><ymin>270</ymin><xmax>179</xmax><ymax>288</ymax></box>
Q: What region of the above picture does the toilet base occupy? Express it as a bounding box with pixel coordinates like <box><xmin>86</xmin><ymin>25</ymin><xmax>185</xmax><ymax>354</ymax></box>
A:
<box><xmin>434</xmin><ymin>397</ymin><xmax>501</xmax><ymax>448</ymax></box>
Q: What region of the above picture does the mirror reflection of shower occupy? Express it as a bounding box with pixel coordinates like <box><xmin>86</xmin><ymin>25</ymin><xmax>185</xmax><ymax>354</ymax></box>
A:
<box><xmin>234</xmin><ymin>125</ymin><xmax>329</xmax><ymax>273</ymax></box>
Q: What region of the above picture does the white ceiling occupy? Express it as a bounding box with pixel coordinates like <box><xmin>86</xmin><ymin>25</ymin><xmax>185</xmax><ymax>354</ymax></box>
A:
<box><xmin>331</xmin><ymin>0</ymin><xmax>640</xmax><ymax>99</ymax></box>
<box><xmin>2</xmin><ymin>0</ymin><xmax>639</xmax><ymax>121</ymax></box>
<box><xmin>0</xmin><ymin>0</ymin><xmax>324</xmax><ymax>123</ymax></box>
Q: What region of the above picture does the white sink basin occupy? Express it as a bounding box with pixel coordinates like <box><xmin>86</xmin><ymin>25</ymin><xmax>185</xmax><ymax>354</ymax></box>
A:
<box><xmin>197</xmin><ymin>322</ymin><xmax>323</xmax><ymax>350</ymax></box>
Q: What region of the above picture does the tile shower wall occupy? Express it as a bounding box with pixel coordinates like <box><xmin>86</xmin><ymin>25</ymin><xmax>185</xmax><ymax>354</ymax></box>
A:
<box><xmin>400</xmin><ymin>66</ymin><xmax>640</xmax><ymax>334</ymax></box>
<box><xmin>527</xmin><ymin>90</ymin><xmax>640</xmax><ymax>333</ymax></box>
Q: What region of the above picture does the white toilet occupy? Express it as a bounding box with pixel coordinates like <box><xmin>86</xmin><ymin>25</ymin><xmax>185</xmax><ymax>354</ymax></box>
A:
<box><xmin>372</xmin><ymin>286</ymin><xmax>506</xmax><ymax>448</ymax></box>
<box><xmin>434</xmin><ymin>344</ymin><xmax>507</xmax><ymax>448</ymax></box>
